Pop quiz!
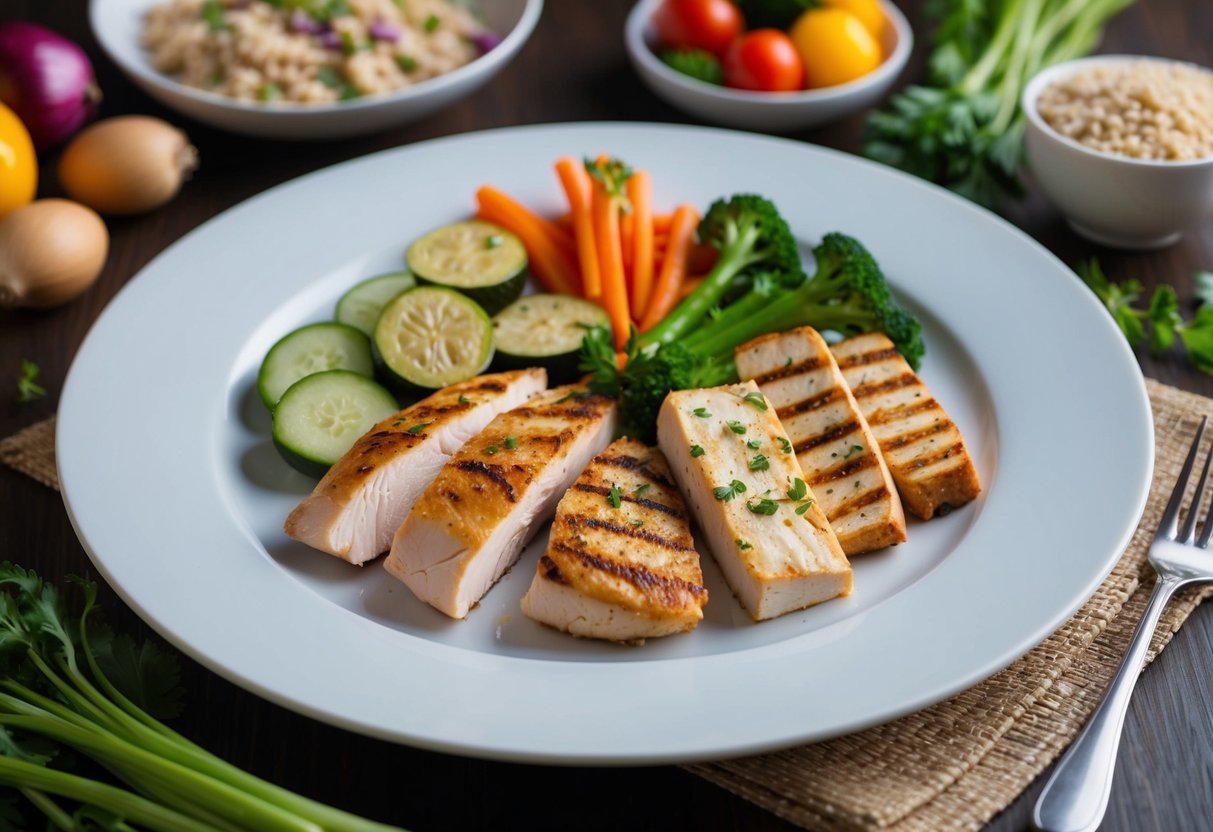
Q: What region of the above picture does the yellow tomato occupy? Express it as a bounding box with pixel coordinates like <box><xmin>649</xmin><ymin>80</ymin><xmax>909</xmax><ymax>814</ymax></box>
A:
<box><xmin>0</xmin><ymin>102</ymin><xmax>37</xmax><ymax>218</ymax></box>
<box><xmin>822</xmin><ymin>0</ymin><xmax>887</xmax><ymax>42</ymax></box>
<box><xmin>789</xmin><ymin>8</ymin><xmax>883</xmax><ymax>89</ymax></box>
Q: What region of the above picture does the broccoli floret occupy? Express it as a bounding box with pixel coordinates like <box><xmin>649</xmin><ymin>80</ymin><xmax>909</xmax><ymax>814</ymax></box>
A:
<box><xmin>641</xmin><ymin>194</ymin><xmax>805</xmax><ymax>347</ymax></box>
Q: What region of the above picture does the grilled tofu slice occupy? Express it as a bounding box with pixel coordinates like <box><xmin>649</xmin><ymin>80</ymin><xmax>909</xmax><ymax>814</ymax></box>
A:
<box><xmin>284</xmin><ymin>368</ymin><xmax>546</xmax><ymax>564</ymax></box>
<box><xmin>657</xmin><ymin>382</ymin><xmax>851</xmax><ymax>622</ymax></box>
<box><xmin>520</xmin><ymin>438</ymin><xmax>707</xmax><ymax>644</ymax></box>
<box><xmin>735</xmin><ymin>327</ymin><xmax>906</xmax><ymax>555</ymax></box>
<box><xmin>831</xmin><ymin>332</ymin><xmax>981</xmax><ymax>520</ymax></box>
<box><xmin>385</xmin><ymin>386</ymin><xmax>618</xmax><ymax>619</ymax></box>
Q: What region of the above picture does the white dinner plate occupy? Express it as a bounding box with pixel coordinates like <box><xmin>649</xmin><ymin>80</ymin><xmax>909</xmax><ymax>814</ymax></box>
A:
<box><xmin>58</xmin><ymin>123</ymin><xmax>1153</xmax><ymax>764</ymax></box>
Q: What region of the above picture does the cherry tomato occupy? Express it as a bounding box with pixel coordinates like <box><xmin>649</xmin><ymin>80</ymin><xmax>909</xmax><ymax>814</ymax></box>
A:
<box><xmin>722</xmin><ymin>30</ymin><xmax>806</xmax><ymax>93</ymax></box>
<box><xmin>0</xmin><ymin>102</ymin><xmax>36</xmax><ymax>219</ymax></box>
<box><xmin>822</xmin><ymin>0</ymin><xmax>887</xmax><ymax>41</ymax></box>
<box><xmin>789</xmin><ymin>8</ymin><xmax>882</xmax><ymax>89</ymax></box>
<box><xmin>653</xmin><ymin>0</ymin><xmax>743</xmax><ymax>57</ymax></box>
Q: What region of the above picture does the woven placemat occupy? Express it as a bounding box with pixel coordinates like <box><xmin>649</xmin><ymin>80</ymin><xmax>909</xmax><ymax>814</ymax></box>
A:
<box><xmin>4</xmin><ymin>381</ymin><xmax>1210</xmax><ymax>831</ymax></box>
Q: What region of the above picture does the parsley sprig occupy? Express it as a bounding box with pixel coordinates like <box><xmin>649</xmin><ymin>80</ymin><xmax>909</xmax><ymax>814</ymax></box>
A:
<box><xmin>15</xmin><ymin>360</ymin><xmax>45</xmax><ymax>404</ymax></box>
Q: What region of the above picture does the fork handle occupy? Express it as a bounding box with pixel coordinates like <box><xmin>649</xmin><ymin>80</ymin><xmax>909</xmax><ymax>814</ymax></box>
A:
<box><xmin>1032</xmin><ymin>575</ymin><xmax>1182</xmax><ymax>832</ymax></box>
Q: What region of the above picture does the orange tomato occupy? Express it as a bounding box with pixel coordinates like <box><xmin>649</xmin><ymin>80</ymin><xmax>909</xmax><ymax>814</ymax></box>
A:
<box><xmin>0</xmin><ymin>102</ymin><xmax>37</xmax><ymax>218</ymax></box>
<box><xmin>821</xmin><ymin>0</ymin><xmax>887</xmax><ymax>42</ymax></box>
<box><xmin>789</xmin><ymin>8</ymin><xmax>883</xmax><ymax>89</ymax></box>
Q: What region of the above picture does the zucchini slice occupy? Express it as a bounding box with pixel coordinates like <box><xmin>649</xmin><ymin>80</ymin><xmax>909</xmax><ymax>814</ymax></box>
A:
<box><xmin>271</xmin><ymin>370</ymin><xmax>398</xmax><ymax>477</ymax></box>
<box><xmin>373</xmin><ymin>286</ymin><xmax>494</xmax><ymax>392</ymax></box>
<box><xmin>491</xmin><ymin>294</ymin><xmax>608</xmax><ymax>383</ymax></box>
<box><xmin>257</xmin><ymin>322</ymin><xmax>374</xmax><ymax>410</ymax></box>
<box><xmin>406</xmin><ymin>220</ymin><xmax>527</xmax><ymax>315</ymax></box>
<box><xmin>335</xmin><ymin>271</ymin><xmax>416</xmax><ymax>336</ymax></box>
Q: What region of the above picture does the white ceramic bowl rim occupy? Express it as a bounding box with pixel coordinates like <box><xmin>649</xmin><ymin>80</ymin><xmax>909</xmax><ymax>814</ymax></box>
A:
<box><xmin>90</xmin><ymin>0</ymin><xmax>543</xmax><ymax>114</ymax></box>
<box><xmin>1022</xmin><ymin>53</ymin><xmax>1213</xmax><ymax>170</ymax></box>
<box><xmin>625</xmin><ymin>0</ymin><xmax>912</xmax><ymax>105</ymax></box>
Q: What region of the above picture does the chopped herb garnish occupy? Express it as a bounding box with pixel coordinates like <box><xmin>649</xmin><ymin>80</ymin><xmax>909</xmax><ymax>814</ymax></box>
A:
<box><xmin>632</xmin><ymin>519</ymin><xmax>645</xmax><ymax>527</ymax></box>
<box><xmin>787</xmin><ymin>478</ymin><xmax>808</xmax><ymax>501</ymax></box>
<box><xmin>795</xmin><ymin>499</ymin><xmax>816</xmax><ymax>515</ymax></box>
<box><xmin>690</xmin><ymin>444</ymin><xmax>705</xmax><ymax>458</ymax></box>
<box><xmin>746</xmin><ymin>498</ymin><xmax>779</xmax><ymax>516</ymax></box>
<box><xmin>843</xmin><ymin>444</ymin><xmax>864</xmax><ymax>459</ymax></box>
<box><xmin>607</xmin><ymin>483</ymin><xmax>623</xmax><ymax>508</ymax></box>
<box><xmin>316</xmin><ymin>65</ymin><xmax>359</xmax><ymax>99</ymax></box>
<box><xmin>555</xmin><ymin>390</ymin><xmax>590</xmax><ymax>404</ymax></box>
<box><xmin>504</xmin><ymin>436</ymin><xmax>517</xmax><ymax>450</ymax></box>
<box><xmin>826</xmin><ymin>488</ymin><xmax>834</xmax><ymax>494</ymax></box>
<box><xmin>779</xmin><ymin>436</ymin><xmax>793</xmax><ymax>454</ymax></box>
<box><xmin>633</xmin><ymin>483</ymin><xmax>651</xmax><ymax>498</ymax></box>
<box><xmin>741</xmin><ymin>391</ymin><xmax>768</xmax><ymax>411</ymax></box>
<box><xmin>406</xmin><ymin>421</ymin><xmax>431</xmax><ymax>435</ymax></box>
<box><xmin>258</xmin><ymin>83</ymin><xmax>281</xmax><ymax>101</ymax></box>
<box><xmin>339</xmin><ymin>30</ymin><xmax>365</xmax><ymax>56</ymax></box>
<box><xmin>485</xmin><ymin>234</ymin><xmax>503</xmax><ymax>250</ymax></box>
<box><xmin>15</xmin><ymin>360</ymin><xmax>45</xmax><ymax>404</ymax></box>
<box><xmin>208</xmin><ymin>68</ymin><xmax>225</xmax><ymax>85</ymax></box>
<box><xmin>424</xmin><ymin>13</ymin><xmax>440</xmax><ymax>31</ymax></box>
<box><xmin>396</xmin><ymin>54</ymin><xmax>418</xmax><ymax>72</ymax></box>
<box><xmin>458</xmin><ymin>394</ymin><xmax>470</xmax><ymax>404</ymax></box>
<box><xmin>713</xmin><ymin>479</ymin><xmax>747</xmax><ymax>501</ymax></box>
<box><xmin>748</xmin><ymin>454</ymin><xmax>769</xmax><ymax>472</ymax></box>
<box><xmin>785</xmin><ymin>356</ymin><xmax>793</xmax><ymax>368</ymax></box>
<box><xmin>736</xmin><ymin>538</ymin><xmax>753</xmax><ymax>551</ymax></box>
<box><xmin>201</xmin><ymin>0</ymin><xmax>229</xmax><ymax>30</ymax></box>
<box><xmin>855</xmin><ymin>481</ymin><xmax>862</xmax><ymax>488</ymax></box>
<box><xmin>726</xmin><ymin>420</ymin><xmax>747</xmax><ymax>435</ymax></box>
<box><xmin>692</xmin><ymin>407</ymin><xmax>711</xmax><ymax>418</ymax></box>
<box><xmin>485</xmin><ymin>446</ymin><xmax>499</xmax><ymax>455</ymax></box>
<box><xmin>747</xmin><ymin>438</ymin><xmax>761</xmax><ymax>449</ymax></box>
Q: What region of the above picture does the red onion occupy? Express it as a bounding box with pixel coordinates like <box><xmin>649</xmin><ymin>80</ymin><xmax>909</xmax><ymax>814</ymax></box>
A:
<box><xmin>369</xmin><ymin>20</ymin><xmax>402</xmax><ymax>42</ymax></box>
<box><xmin>289</xmin><ymin>10</ymin><xmax>328</xmax><ymax>35</ymax></box>
<box><xmin>318</xmin><ymin>30</ymin><xmax>343</xmax><ymax>50</ymax></box>
<box><xmin>469</xmin><ymin>31</ymin><xmax>502</xmax><ymax>55</ymax></box>
<box><xmin>0</xmin><ymin>22</ymin><xmax>100</xmax><ymax>150</ymax></box>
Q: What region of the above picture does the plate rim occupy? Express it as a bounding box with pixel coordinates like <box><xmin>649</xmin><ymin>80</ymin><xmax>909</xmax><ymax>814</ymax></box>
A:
<box><xmin>57</xmin><ymin>121</ymin><xmax>1154</xmax><ymax>764</ymax></box>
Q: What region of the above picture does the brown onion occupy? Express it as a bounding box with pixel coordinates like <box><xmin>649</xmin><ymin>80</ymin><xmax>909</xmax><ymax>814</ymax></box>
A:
<box><xmin>0</xmin><ymin>199</ymin><xmax>108</xmax><ymax>309</ymax></box>
<box><xmin>58</xmin><ymin>116</ymin><xmax>198</xmax><ymax>216</ymax></box>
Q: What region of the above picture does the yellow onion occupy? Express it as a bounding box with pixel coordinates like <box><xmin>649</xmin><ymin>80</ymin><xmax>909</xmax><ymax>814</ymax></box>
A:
<box><xmin>58</xmin><ymin>116</ymin><xmax>198</xmax><ymax>216</ymax></box>
<box><xmin>0</xmin><ymin>199</ymin><xmax>108</xmax><ymax>309</ymax></box>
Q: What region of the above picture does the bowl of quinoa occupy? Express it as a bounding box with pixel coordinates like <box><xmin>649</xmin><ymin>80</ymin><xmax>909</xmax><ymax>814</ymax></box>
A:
<box><xmin>1023</xmin><ymin>55</ymin><xmax>1213</xmax><ymax>249</ymax></box>
<box><xmin>91</xmin><ymin>0</ymin><xmax>543</xmax><ymax>139</ymax></box>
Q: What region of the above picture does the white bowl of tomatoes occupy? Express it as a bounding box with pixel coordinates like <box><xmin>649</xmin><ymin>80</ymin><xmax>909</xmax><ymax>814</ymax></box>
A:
<box><xmin>625</xmin><ymin>0</ymin><xmax>913</xmax><ymax>132</ymax></box>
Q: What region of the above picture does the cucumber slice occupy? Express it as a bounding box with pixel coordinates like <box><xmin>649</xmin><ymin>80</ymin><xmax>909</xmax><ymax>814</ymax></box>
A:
<box><xmin>335</xmin><ymin>271</ymin><xmax>416</xmax><ymax>336</ymax></box>
<box><xmin>406</xmin><ymin>220</ymin><xmax>527</xmax><ymax>315</ymax></box>
<box><xmin>257</xmin><ymin>322</ymin><xmax>373</xmax><ymax>410</ymax></box>
<box><xmin>491</xmin><ymin>294</ymin><xmax>608</xmax><ymax>383</ymax></box>
<box><xmin>373</xmin><ymin>286</ymin><xmax>494</xmax><ymax>392</ymax></box>
<box><xmin>272</xmin><ymin>370</ymin><xmax>398</xmax><ymax>477</ymax></box>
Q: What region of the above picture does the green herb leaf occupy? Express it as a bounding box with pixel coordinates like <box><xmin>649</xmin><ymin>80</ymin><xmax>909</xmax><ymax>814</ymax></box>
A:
<box><xmin>726</xmin><ymin>420</ymin><xmax>747</xmax><ymax>435</ymax></box>
<box><xmin>458</xmin><ymin>394</ymin><xmax>470</xmax><ymax>404</ymax></box>
<box><xmin>1147</xmin><ymin>285</ymin><xmax>1182</xmax><ymax>354</ymax></box>
<box><xmin>584</xmin><ymin>157</ymin><xmax>634</xmax><ymax>205</ymax></box>
<box><xmin>693</xmin><ymin>407</ymin><xmax>711</xmax><ymax>418</ymax></box>
<box><xmin>746</xmin><ymin>497</ymin><xmax>779</xmax><ymax>516</ymax></box>
<box><xmin>634</xmin><ymin>483</ymin><xmax>651</xmax><ymax>498</ymax></box>
<box><xmin>741</xmin><ymin>391</ymin><xmax>768</xmax><ymax>411</ymax></box>
<box><xmin>690</xmin><ymin>444</ymin><xmax>705</xmax><ymax>458</ymax></box>
<box><xmin>406</xmin><ymin>422</ymin><xmax>431</xmax><ymax>435</ymax></box>
<box><xmin>1179</xmin><ymin>307</ymin><xmax>1213</xmax><ymax>374</ymax></box>
<box><xmin>658</xmin><ymin>48</ymin><xmax>723</xmax><ymax>85</ymax></box>
<box><xmin>607</xmin><ymin>483</ymin><xmax>623</xmax><ymax>508</ymax></box>
<box><xmin>485</xmin><ymin>234</ymin><xmax>503</xmax><ymax>250</ymax></box>
<box><xmin>713</xmin><ymin>479</ymin><xmax>746</xmax><ymax>501</ymax></box>
<box><xmin>735</xmin><ymin>538</ymin><xmax>752</xmax><ymax>551</ymax></box>
<box><xmin>779</xmin><ymin>436</ymin><xmax>793</xmax><ymax>454</ymax></box>
<box><xmin>485</xmin><ymin>445</ymin><xmax>499</xmax><ymax>455</ymax></box>
<box><xmin>795</xmin><ymin>499</ymin><xmax>816</xmax><ymax>515</ymax></box>
<box><xmin>843</xmin><ymin>443</ymin><xmax>864</xmax><ymax>459</ymax></box>
<box><xmin>88</xmin><ymin>626</ymin><xmax>184</xmax><ymax>720</ymax></box>
<box><xmin>1195</xmin><ymin>271</ymin><xmax>1213</xmax><ymax>309</ymax></box>
<box><xmin>747</xmin><ymin>438</ymin><xmax>761</xmax><ymax>449</ymax></box>
<box><xmin>15</xmin><ymin>360</ymin><xmax>45</xmax><ymax>404</ymax></box>
<box><xmin>201</xmin><ymin>0</ymin><xmax>229</xmax><ymax>31</ymax></box>
<box><xmin>424</xmin><ymin>13</ymin><xmax>440</xmax><ymax>32</ymax></box>
<box><xmin>396</xmin><ymin>54</ymin><xmax>418</xmax><ymax>72</ymax></box>
<box><xmin>258</xmin><ymin>83</ymin><xmax>281</xmax><ymax>101</ymax></box>
<box><xmin>632</xmin><ymin>519</ymin><xmax>645</xmax><ymax>527</ymax></box>
<box><xmin>787</xmin><ymin>478</ymin><xmax>807</xmax><ymax>501</ymax></box>
<box><xmin>748</xmin><ymin>454</ymin><xmax>769</xmax><ymax>472</ymax></box>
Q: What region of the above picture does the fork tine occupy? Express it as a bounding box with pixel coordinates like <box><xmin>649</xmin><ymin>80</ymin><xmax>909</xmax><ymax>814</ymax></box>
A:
<box><xmin>1180</xmin><ymin>438</ymin><xmax>1213</xmax><ymax>543</ymax></box>
<box><xmin>1198</xmin><ymin>463</ymin><xmax>1213</xmax><ymax>548</ymax></box>
<box><xmin>1157</xmin><ymin>416</ymin><xmax>1208</xmax><ymax>542</ymax></box>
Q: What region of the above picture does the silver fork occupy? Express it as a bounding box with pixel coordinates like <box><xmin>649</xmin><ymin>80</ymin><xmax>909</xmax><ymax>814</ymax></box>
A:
<box><xmin>1033</xmin><ymin>416</ymin><xmax>1213</xmax><ymax>832</ymax></box>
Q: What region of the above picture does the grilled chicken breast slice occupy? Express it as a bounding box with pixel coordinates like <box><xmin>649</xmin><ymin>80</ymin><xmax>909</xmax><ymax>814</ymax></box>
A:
<box><xmin>385</xmin><ymin>386</ymin><xmax>618</xmax><ymax>619</ymax></box>
<box><xmin>520</xmin><ymin>438</ymin><xmax>707</xmax><ymax>644</ymax></box>
<box><xmin>284</xmin><ymin>368</ymin><xmax>546</xmax><ymax>564</ymax></box>
<box><xmin>735</xmin><ymin>327</ymin><xmax>906</xmax><ymax>555</ymax></box>
<box><xmin>831</xmin><ymin>332</ymin><xmax>981</xmax><ymax>519</ymax></box>
<box><xmin>657</xmin><ymin>382</ymin><xmax>851</xmax><ymax>622</ymax></box>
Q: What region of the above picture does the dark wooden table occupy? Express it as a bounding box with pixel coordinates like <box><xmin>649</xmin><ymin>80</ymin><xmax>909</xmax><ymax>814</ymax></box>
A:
<box><xmin>3</xmin><ymin>1</ymin><xmax>1211</xmax><ymax>829</ymax></box>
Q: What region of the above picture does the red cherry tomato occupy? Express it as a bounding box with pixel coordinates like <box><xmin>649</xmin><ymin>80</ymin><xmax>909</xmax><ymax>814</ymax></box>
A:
<box><xmin>722</xmin><ymin>30</ymin><xmax>806</xmax><ymax>92</ymax></box>
<box><xmin>652</xmin><ymin>0</ymin><xmax>744</xmax><ymax>57</ymax></box>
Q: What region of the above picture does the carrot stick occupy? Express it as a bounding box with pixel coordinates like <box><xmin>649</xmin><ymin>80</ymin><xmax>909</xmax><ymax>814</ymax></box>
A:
<box><xmin>475</xmin><ymin>186</ymin><xmax>579</xmax><ymax>296</ymax></box>
<box><xmin>640</xmin><ymin>203</ymin><xmax>699</xmax><ymax>331</ymax></box>
<box><xmin>555</xmin><ymin>157</ymin><xmax>601</xmax><ymax>298</ymax></box>
<box><xmin>627</xmin><ymin>170</ymin><xmax>655</xmax><ymax>316</ymax></box>
<box><xmin>652</xmin><ymin>213</ymin><xmax>673</xmax><ymax>234</ymax></box>
<box><xmin>620</xmin><ymin>207</ymin><xmax>634</xmax><ymax>271</ymax></box>
<box><xmin>592</xmin><ymin>180</ymin><xmax>630</xmax><ymax>349</ymax></box>
<box><xmin>555</xmin><ymin>211</ymin><xmax>573</xmax><ymax>231</ymax></box>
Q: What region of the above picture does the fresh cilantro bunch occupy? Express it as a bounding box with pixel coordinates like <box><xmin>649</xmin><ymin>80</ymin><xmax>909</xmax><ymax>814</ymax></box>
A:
<box><xmin>1080</xmin><ymin>259</ymin><xmax>1213</xmax><ymax>374</ymax></box>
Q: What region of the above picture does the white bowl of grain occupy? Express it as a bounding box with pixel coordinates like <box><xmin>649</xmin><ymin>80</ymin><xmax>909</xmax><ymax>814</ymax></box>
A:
<box><xmin>1022</xmin><ymin>54</ymin><xmax>1213</xmax><ymax>250</ymax></box>
<box><xmin>90</xmin><ymin>0</ymin><xmax>542</xmax><ymax>140</ymax></box>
